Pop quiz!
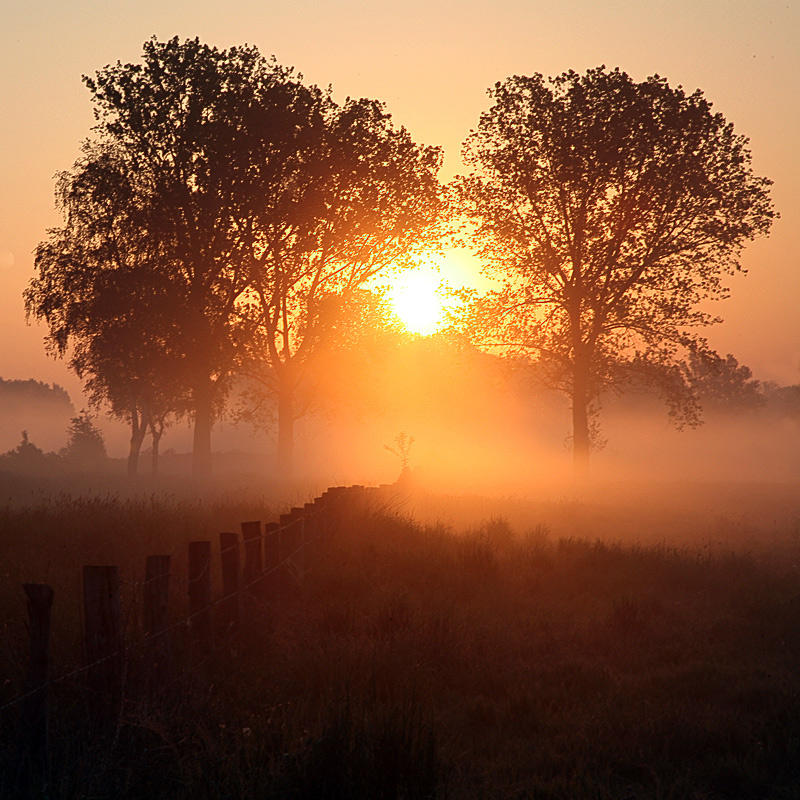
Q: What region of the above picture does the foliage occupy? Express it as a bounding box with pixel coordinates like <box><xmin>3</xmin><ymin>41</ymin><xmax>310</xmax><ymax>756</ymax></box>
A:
<box><xmin>236</xmin><ymin>85</ymin><xmax>443</xmax><ymax>472</ymax></box>
<box><xmin>26</xmin><ymin>143</ymin><xmax>189</xmax><ymax>475</ymax></box>
<box><xmin>60</xmin><ymin>410</ymin><xmax>107</xmax><ymax>469</ymax></box>
<box><xmin>233</xmin><ymin>289</ymin><xmax>405</xmax><ymax>432</ymax></box>
<box><xmin>0</xmin><ymin>431</ymin><xmax>60</xmax><ymax>475</ymax></box>
<box><xmin>687</xmin><ymin>349</ymin><xmax>764</xmax><ymax>411</ymax></box>
<box><xmin>27</xmin><ymin>36</ymin><xmax>442</xmax><ymax>477</ymax></box>
<box><xmin>455</xmin><ymin>66</ymin><xmax>776</xmax><ymax>465</ymax></box>
<box><xmin>27</xmin><ymin>38</ymin><xmax>293</xmax><ymax>476</ymax></box>
<box><xmin>0</xmin><ymin>379</ymin><xmax>75</xmax><ymax>463</ymax></box>
<box><xmin>0</xmin><ymin>378</ymin><xmax>72</xmax><ymax>410</ymax></box>
<box><xmin>764</xmin><ymin>382</ymin><xmax>800</xmax><ymax>420</ymax></box>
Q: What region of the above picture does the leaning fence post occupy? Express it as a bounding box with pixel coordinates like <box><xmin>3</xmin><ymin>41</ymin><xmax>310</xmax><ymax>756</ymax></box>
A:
<box><xmin>83</xmin><ymin>566</ymin><xmax>122</xmax><ymax>723</ymax></box>
<box><xmin>188</xmin><ymin>541</ymin><xmax>212</xmax><ymax>655</ymax></box>
<box><xmin>22</xmin><ymin>583</ymin><xmax>53</xmax><ymax>787</ymax></box>
<box><xmin>219</xmin><ymin>532</ymin><xmax>240</xmax><ymax>634</ymax></box>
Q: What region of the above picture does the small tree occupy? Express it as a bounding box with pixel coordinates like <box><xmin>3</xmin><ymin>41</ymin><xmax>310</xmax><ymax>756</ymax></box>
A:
<box><xmin>384</xmin><ymin>432</ymin><xmax>415</xmax><ymax>483</ymax></box>
<box><xmin>61</xmin><ymin>411</ymin><xmax>107</xmax><ymax>470</ymax></box>
<box><xmin>457</xmin><ymin>67</ymin><xmax>776</xmax><ymax>469</ymax></box>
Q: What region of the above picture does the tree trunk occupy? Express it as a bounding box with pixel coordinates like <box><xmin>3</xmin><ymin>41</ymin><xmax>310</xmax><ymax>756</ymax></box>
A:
<box><xmin>192</xmin><ymin>379</ymin><xmax>214</xmax><ymax>479</ymax></box>
<box><xmin>127</xmin><ymin>412</ymin><xmax>147</xmax><ymax>478</ymax></box>
<box><xmin>277</xmin><ymin>379</ymin><xmax>294</xmax><ymax>478</ymax></box>
<box><xmin>571</xmin><ymin>355</ymin><xmax>591</xmax><ymax>473</ymax></box>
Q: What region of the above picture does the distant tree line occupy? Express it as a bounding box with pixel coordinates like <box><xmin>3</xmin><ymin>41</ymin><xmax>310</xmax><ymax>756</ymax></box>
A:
<box><xmin>0</xmin><ymin>410</ymin><xmax>107</xmax><ymax>476</ymax></box>
<box><xmin>0</xmin><ymin>377</ymin><xmax>72</xmax><ymax>408</ymax></box>
<box><xmin>25</xmin><ymin>40</ymin><xmax>776</xmax><ymax>476</ymax></box>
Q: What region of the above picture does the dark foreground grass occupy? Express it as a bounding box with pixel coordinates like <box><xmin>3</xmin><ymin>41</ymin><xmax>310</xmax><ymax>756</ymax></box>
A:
<box><xmin>3</xmin><ymin>495</ymin><xmax>800</xmax><ymax>798</ymax></box>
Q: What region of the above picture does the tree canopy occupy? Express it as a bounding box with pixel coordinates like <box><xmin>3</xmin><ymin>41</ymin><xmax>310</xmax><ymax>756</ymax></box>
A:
<box><xmin>27</xmin><ymin>36</ymin><xmax>442</xmax><ymax>477</ymax></box>
<box><xmin>456</xmin><ymin>66</ymin><xmax>776</xmax><ymax>467</ymax></box>
<box><xmin>240</xmin><ymin>93</ymin><xmax>443</xmax><ymax>472</ymax></box>
<box><xmin>26</xmin><ymin>142</ymin><xmax>188</xmax><ymax>476</ymax></box>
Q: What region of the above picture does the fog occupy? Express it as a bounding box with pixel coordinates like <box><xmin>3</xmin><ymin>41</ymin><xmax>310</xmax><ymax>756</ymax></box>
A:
<box><xmin>2</xmin><ymin>335</ymin><xmax>797</xmax><ymax>550</ymax></box>
<box><xmin>0</xmin><ymin>378</ymin><xmax>75</xmax><ymax>453</ymax></box>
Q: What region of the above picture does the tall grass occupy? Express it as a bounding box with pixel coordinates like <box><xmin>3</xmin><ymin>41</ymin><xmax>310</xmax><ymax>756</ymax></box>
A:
<box><xmin>3</xmin><ymin>491</ymin><xmax>800</xmax><ymax>797</ymax></box>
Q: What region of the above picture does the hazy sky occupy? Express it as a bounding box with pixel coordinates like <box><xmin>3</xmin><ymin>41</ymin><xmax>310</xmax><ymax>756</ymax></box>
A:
<box><xmin>2</xmin><ymin>0</ymin><xmax>798</xmax><ymax>407</ymax></box>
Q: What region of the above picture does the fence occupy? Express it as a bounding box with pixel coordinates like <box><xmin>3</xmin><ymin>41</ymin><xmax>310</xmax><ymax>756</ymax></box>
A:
<box><xmin>1</xmin><ymin>482</ymin><xmax>401</xmax><ymax>790</ymax></box>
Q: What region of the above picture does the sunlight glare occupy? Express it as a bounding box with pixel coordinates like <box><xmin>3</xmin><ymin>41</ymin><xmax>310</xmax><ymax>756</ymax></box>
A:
<box><xmin>389</xmin><ymin>269</ymin><xmax>445</xmax><ymax>335</ymax></box>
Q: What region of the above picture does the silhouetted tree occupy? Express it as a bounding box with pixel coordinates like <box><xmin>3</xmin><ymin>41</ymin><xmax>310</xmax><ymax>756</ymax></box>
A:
<box><xmin>27</xmin><ymin>144</ymin><xmax>188</xmax><ymax>476</ymax></box>
<box><xmin>29</xmin><ymin>38</ymin><xmax>296</xmax><ymax>477</ymax></box>
<box><xmin>239</xmin><ymin>93</ymin><xmax>442</xmax><ymax>474</ymax></box>
<box><xmin>61</xmin><ymin>410</ymin><xmax>107</xmax><ymax>469</ymax></box>
<box><xmin>385</xmin><ymin>431</ymin><xmax>414</xmax><ymax>483</ymax></box>
<box><xmin>764</xmin><ymin>383</ymin><xmax>800</xmax><ymax>420</ymax></box>
<box><xmin>456</xmin><ymin>67</ymin><xmax>776</xmax><ymax>469</ymax></box>
<box><xmin>687</xmin><ymin>350</ymin><xmax>764</xmax><ymax>411</ymax></box>
<box><xmin>83</xmin><ymin>332</ymin><xmax>186</xmax><ymax>477</ymax></box>
<box><xmin>28</xmin><ymin>37</ymin><xmax>440</xmax><ymax>479</ymax></box>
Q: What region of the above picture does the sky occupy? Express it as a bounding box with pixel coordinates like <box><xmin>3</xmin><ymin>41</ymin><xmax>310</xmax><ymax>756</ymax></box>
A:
<box><xmin>1</xmin><ymin>0</ymin><xmax>798</xmax><ymax>413</ymax></box>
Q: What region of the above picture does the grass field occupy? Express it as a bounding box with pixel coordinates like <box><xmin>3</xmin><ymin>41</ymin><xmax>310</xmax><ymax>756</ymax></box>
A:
<box><xmin>2</xmin><ymin>484</ymin><xmax>800</xmax><ymax>798</ymax></box>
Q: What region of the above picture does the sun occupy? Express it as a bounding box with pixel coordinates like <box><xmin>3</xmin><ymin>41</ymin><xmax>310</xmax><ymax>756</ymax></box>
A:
<box><xmin>389</xmin><ymin>268</ymin><xmax>445</xmax><ymax>335</ymax></box>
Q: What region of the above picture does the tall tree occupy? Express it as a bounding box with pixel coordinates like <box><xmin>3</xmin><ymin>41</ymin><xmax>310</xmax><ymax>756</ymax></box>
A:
<box><xmin>240</xmin><ymin>96</ymin><xmax>443</xmax><ymax>473</ymax></box>
<box><xmin>27</xmin><ymin>38</ymin><xmax>327</xmax><ymax>477</ymax></box>
<box><xmin>28</xmin><ymin>36</ymin><xmax>440</xmax><ymax>478</ymax></box>
<box><xmin>456</xmin><ymin>67</ymin><xmax>776</xmax><ymax>468</ymax></box>
<box><xmin>26</xmin><ymin>144</ymin><xmax>188</xmax><ymax>477</ymax></box>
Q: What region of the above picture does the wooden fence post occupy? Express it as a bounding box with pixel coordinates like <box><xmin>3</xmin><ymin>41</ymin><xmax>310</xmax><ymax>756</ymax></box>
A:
<box><xmin>21</xmin><ymin>583</ymin><xmax>53</xmax><ymax>788</ymax></box>
<box><xmin>327</xmin><ymin>487</ymin><xmax>347</xmax><ymax>535</ymax></box>
<box><xmin>83</xmin><ymin>566</ymin><xmax>122</xmax><ymax>722</ymax></box>
<box><xmin>219</xmin><ymin>532</ymin><xmax>240</xmax><ymax>634</ymax></box>
<box><xmin>188</xmin><ymin>541</ymin><xmax>212</xmax><ymax>655</ymax></box>
<box><xmin>241</xmin><ymin>521</ymin><xmax>262</xmax><ymax>593</ymax></box>
<box><xmin>318</xmin><ymin>490</ymin><xmax>333</xmax><ymax>539</ymax></box>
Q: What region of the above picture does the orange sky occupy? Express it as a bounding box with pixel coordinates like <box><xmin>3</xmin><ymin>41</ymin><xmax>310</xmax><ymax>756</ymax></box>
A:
<box><xmin>1</xmin><ymin>0</ymin><xmax>798</xmax><ymax>408</ymax></box>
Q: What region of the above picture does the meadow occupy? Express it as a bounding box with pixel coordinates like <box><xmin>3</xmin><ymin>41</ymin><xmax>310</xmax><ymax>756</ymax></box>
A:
<box><xmin>2</xmin><ymin>483</ymin><xmax>800</xmax><ymax>798</ymax></box>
